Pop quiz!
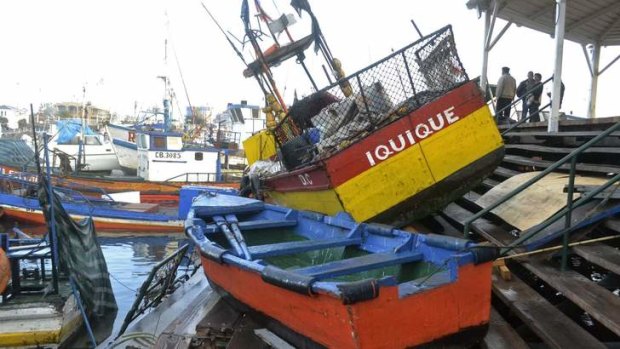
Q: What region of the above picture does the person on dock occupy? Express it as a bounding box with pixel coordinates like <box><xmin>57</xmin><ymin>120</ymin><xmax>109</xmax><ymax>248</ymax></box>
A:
<box><xmin>495</xmin><ymin>66</ymin><xmax>516</xmax><ymax>123</ymax></box>
<box><xmin>527</xmin><ymin>73</ymin><xmax>544</xmax><ymax>122</ymax></box>
<box><xmin>516</xmin><ymin>71</ymin><xmax>535</xmax><ymax>120</ymax></box>
<box><xmin>546</xmin><ymin>75</ymin><xmax>566</xmax><ymax>109</ymax></box>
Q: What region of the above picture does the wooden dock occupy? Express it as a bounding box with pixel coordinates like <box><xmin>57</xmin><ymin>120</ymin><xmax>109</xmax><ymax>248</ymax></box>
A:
<box><xmin>433</xmin><ymin>117</ymin><xmax>620</xmax><ymax>348</ymax></box>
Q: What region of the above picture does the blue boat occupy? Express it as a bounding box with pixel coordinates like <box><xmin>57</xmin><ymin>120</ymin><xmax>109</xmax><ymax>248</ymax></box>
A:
<box><xmin>185</xmin><ymin>192</ymin><xmax>497</xmax><ymax>348</ymax></box>
<box><xmin>0</xmin><ymin>174</ymin><xmax>237</xmax><ymax>232</ymax></box>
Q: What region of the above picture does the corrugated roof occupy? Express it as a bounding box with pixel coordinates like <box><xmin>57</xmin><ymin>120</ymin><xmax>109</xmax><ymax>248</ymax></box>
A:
<box><xmin>467</xmin><ymin>0</ymin><xmax>620</xmax><ymax>46</ymax></box>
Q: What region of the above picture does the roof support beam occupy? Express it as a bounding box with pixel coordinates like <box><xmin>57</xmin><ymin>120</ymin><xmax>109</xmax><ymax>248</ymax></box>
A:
<box><xmin>549</xmin><ymin>0</ymin><xmax>566</xmax><ymax>132</ymax></box>
<box><xmin>586</xmin><ymin>43</ymin><xmax>600</xmax><ymax>119</ymax></box>
<box><xmin>566</xmin><ymin>2</ymin><xmax>620</xmax><ymax>34</ymax></box>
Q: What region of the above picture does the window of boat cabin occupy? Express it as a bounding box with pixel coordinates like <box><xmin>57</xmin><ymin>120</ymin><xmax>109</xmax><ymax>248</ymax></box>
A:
<box><xmin>64</xmin><ymin>135</ymin><xmax>101</xmax><ymax>145</ymax></box>
<box><xmin>84</xmin><ymin>135</ymin><xmax>102</xmax><ymax>145</ymax></box>
<box><xmin>137</xmin><ymin>134</ymin><xmax>149</xmax><ymax>149</ymax></box>
<box><xmin>151</xmin><ymin>136</ymin><xmax>167</xmax><ymax>150</ymax></box>
<box><xmin>167</xmin><ymin>136</ymin><xmax>183</xmax><ymax>150</ymax></box>
<box><xmin>195</xmin><ymin>152</ymin><xmax>203</xmax><ymax>161</ymax></box>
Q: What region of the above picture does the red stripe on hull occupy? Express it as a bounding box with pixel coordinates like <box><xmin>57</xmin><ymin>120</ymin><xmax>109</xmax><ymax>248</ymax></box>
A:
<box><xmin>263</xmin><ymin>164</ymin><xmax>332</xmax><ymax>192</ymax></box>
<box><xmin>2</xmin><ymin>208</ymin><xmax>182</xmax><ymax>232</ymax></box>
<box><xmin>201</xmin><ymin>256</ymin><xmax>492</xmax><ymax>349</ymax></box>
<box><xmin>327</xmin><ymin>81</ymin><xmax>485</xmax><ymax>187</ymax></box>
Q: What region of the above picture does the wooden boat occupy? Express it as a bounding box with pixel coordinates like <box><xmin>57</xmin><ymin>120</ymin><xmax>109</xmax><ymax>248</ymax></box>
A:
<box><xmin>185</xmin><ymin>193</ymin><xmax>496</xmax><ymax>348</ymax></box>
<box><xmin>240</xmin><ymin>20</ymin><xmax>504</xmax><ymax>226</ymax></box>
<box><xmin>0</xmin><ymin>173</ymin><xmax>183</xmax><ymax>232</ymax></box>
<box><xmin>0</xmin><ymin>238</ymin><xmax>83</xmax><ymax>347</ymax></box>
<box><xmin>0</xmin><ymin>139</ymin><xmax>240</xmax><ymax>196</ymax></box>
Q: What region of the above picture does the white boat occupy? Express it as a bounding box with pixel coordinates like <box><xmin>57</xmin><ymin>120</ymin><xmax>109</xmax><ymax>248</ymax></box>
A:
<box><xmin>47</xmin><ymin>119</ymin><xmax>119</xmax><ymax>173</ymax></box>
<box><xmin>107</xmin><ymin>103</ymin><xmax>224</xmax><ymax>182</ymax></box>
<box><xmin>106</xmin><ymin>123</ymin><xmax>139</xmax><ymax>174</ymax></box>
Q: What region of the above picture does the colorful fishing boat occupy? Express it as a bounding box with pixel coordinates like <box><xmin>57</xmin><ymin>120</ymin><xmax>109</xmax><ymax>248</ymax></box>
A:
<box><xmin>185</xmin><ymin>192</ymin><xmax>495</xmax><ymax>348</ymax></box>
<box><xmin>0</xmin><ymin>173</ymin><xmax>189</xmax><ymax>232</ymax></box>
<box><xmin>236</xmin><ymin>1</ymin><xmax>503</xmax><ymax>226</ymax></box>
<box><xmin>0</xmin><ymin>139</ymin><xmax>240</xmax><ymax>195</ymax></box>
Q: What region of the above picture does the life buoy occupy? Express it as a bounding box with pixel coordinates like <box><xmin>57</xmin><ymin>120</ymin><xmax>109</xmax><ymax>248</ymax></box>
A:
<box><xmin>0</xmin><ymin>248</ymin><xmax>9</xmax><ymax>294</ymax></box>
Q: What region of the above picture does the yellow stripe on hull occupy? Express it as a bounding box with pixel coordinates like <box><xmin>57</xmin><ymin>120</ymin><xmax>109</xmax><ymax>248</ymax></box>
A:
<box><xmin>335</xmin><ymin>105</ymin><xmax>502</xmax><ymax>222</ymax></box>
<box><xmin>421</xmin><ymin>106</ymin><xmax>504</xmax><ymax>181</ymax></box>
<box><xmin>266</xmin><ymin>189</ymin><xmax>345</xmax><ymax>217</ymax></box>
<box><xmin>334</xmin><ymin>143</ymin><xmax>435</xmax><ymax>222</ymax></box>
<box><xmin>0</xmin><ymin>330</ymin><xmax>60</xmax><ymax>347</ymax></box>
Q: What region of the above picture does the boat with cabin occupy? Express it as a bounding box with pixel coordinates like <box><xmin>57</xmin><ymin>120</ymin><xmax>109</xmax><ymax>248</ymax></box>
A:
<box><xmin>45</xmin><ymin>119</ymin><xmax>120</xmax><ymax>173</ymax></box>
<box><xmin>185</xmin><ymin>192</ymin><xmax>496</xmax><ymax>348</ymax></box>
<box><xmin>238</xmin><ymin>2</ymin><xmax>504</xmax><ymax>227</ymax></box>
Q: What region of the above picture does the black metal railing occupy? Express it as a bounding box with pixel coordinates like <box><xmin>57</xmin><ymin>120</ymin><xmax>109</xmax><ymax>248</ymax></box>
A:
<box><xmin>463</xmin><ymin>122</ymin><xmax>620</xmax><ymax>270</ymax></box>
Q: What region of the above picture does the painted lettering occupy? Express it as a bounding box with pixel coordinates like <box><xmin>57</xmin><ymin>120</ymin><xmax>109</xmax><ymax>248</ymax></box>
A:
<box><xmin>388</xmin><ymin>134</ymin><xmax>407</xmax><ymax>152</ymax></box>
<box><xmin>415</xmin><ymin>123</ymin><xmax>432</xmax><ymax>139</ymax></box>
<box><xmin>445</xmin><ymin>106</ymin><xmax>459</xmax><ymax>123</ymax></box>
<box><xmin>374</xmin><ymin>145</ymin><xmax>394</xmax><ymax>161</ymax></box>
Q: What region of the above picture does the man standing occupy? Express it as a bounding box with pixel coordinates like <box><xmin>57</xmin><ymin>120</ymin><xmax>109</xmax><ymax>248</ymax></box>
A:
<box><xmin>516</xmin><ymin>71</ymin><xmax>535</xmax><ymax>120</ymax></box>
<box><xmin>495</xmin><ymin>67</ymin><xmax>517</xmax><ymax>122</ymax></box>
<box><xmin>528</xmin><ymin>73</ymin><xmax>544</xmax><ymax>122</ymax></box>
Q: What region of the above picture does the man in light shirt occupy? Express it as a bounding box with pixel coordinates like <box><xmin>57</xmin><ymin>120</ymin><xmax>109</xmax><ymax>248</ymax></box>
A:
<box><xmin>495</xmin><ymin>66</ymin><xmax>517</xmax><ymax>123</ymax></box>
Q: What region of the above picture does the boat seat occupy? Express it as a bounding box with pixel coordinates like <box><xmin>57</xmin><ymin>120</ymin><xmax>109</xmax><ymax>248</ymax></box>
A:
<box><xmin>294</xmin><ymin>251</ymin><xmax>423</xmax><ymax>280</ymax></box>
<box><xmin>249</xmin><ymin>237</ymin><xmax>363</xmax><ymax>259</ymax></box>
<box><xmin>203</xmin><ymin>219</ymin><xmax>297</xmax><ymax>234</ymax></box>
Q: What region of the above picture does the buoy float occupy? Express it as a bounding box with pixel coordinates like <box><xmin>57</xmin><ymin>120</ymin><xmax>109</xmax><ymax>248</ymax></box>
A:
<box><xmin>0</xmin><ymin>248</ymin><xmax>9</xmax><ymax>294</ymax></box>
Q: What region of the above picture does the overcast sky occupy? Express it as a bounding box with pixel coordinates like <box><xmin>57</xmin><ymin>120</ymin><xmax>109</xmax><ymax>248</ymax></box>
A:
<box><xmin>1</xmin><ymin>0</ymin><xmax>619</xmax><ymax>119</ymax></box>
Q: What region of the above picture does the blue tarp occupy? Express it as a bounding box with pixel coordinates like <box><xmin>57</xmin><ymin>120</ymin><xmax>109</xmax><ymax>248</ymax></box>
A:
<box><xmin>56</xmin><ymin>119</ymin><xmax>96</xmax><ymax>144</ymax></box>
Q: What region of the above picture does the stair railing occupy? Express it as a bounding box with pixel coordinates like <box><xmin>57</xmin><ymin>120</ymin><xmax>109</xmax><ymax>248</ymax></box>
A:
<box><xmin>462</xmin><ymin>121</ymin><xmax>620</xmax><ymax>270</ymax></box>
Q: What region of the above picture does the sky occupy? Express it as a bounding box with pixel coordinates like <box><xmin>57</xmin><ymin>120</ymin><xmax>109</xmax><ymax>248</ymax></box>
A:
<box><xmin>1</xmin><ymin>0</ymin><xmax>619</xmax><ymax>120</ymax></box>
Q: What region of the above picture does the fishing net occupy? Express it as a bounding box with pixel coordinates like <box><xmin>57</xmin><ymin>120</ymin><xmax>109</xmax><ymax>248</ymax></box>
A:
<box><xmin>37</xmin><ymin>175</ymin><xmax>118</xmax><ymax>316</ymax></box>
<box><xmin>273</xmin><ymin>25</ymin><xmax>468</xmax><ymax>170</ymax></box>
<box><xmin>0</xmin><ymin>139</ymin><xmax>36</xmax><ymax>169</ymax></box>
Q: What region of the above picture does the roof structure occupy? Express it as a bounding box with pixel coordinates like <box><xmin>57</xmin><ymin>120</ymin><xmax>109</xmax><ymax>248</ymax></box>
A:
<box><xmin>466</xmin><ymin>0</ymin><xmax>620</xmax><ymax>47</ymax></box>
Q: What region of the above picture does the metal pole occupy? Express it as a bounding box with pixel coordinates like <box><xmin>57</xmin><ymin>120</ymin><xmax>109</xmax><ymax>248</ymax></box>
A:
<box><xmin>561</xmin><ymin>157</ymin><xmax>577</xmax><ymax>271</ymax></box>
<box><xmin>548</xmin><ymin>0</ymin><xmax>566</xmax><ymax>132</ymax></box>
<box><xmin>586</xmin><ymin>43</ymin><xmax>600</xmax><ymax>119</ymax></box>
<box><xmin>43</xmin><ymin>133</ymin><xmax>60</xmax><ymax>295</ymax></box>
<box><xmin>480</xmin><ymin>9</ymin><xmax>491</xmax><ymax>92</ymax></box>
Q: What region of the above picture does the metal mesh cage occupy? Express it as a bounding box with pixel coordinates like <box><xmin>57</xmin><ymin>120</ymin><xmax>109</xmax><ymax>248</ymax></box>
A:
<box><xmin>275</xmin><ymin>25</ymin><xmax>468</xmax><ymax>170</ymax></box>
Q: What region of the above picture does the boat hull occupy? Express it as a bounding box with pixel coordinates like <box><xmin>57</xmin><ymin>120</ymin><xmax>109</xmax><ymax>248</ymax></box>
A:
<box><xmin>1</xmin><ymin>205</ymin><xmax>183</xmax><ymax>232</ymax></box>
<box><xmin>199</xmin><ymin>255</ymin><xmax>492</xmax><ymax>349</ymax></box>
<box><xmin>264</xmin><ymin>81</ymin><xmax>504</xmax><ymax>225</ymax></box>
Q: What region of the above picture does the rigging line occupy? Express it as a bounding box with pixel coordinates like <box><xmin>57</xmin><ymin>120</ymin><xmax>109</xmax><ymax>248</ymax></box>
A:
<box><xmin>200</xmin><ymin>1</ymin><xmax>269</xmax><ymax>96</ymax></box>
<box><xmin>164</xmin><ymin>16</ymin><xmax>194</xmax><ymax>122</ymax></box>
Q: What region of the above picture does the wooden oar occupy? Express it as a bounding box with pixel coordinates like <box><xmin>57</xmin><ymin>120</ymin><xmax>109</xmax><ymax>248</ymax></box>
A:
<box><xmin>224</xmin><ymin>214</ymin><xmax>252</xmax><ymax>261</ymax></box>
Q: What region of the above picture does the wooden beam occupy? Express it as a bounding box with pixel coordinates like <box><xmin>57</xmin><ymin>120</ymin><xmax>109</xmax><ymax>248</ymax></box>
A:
<box><xmin>573</xmin><ymin>243</ymin><xmax>620</xmax><ymax>276</ymax></box>
<box><xmin>492</xmin><ymin>270</ymin><xmax>606</xmax><ymax>348</ymax></box>
<box><xmin>524</xmin><ymin>260</ymin><xmax>620</xmax><ymax>337</ymax></box>
<box><xmin>482</xmin><ymin>308</ymin><xmax>530</xmax><ymax>349</ymax></box>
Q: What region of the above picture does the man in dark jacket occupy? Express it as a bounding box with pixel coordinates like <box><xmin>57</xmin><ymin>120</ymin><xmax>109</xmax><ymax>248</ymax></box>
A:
<box><xmin>528</xmin><ymin>73</ymin><xmax>544</xmax><ymax>122</ymax></box>
<box><xmin>516</xmin><ymin>71</ymin><xmax>535</xmax><ymax>120</ymax></box>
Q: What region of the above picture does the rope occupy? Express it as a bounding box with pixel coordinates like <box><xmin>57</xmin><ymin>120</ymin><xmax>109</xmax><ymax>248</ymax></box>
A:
<box><xmin>109</xmin><ymin>272</ymin><xmax>137</xmax><ymax>293</ymax></box>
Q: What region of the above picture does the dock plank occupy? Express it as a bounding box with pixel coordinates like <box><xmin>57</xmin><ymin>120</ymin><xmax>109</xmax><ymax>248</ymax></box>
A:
<box><xmin>505</xmin><ymin>143</ymin><xmax>620</xmax><ymax>155</ymax></box>
<box><xmin>493</xmin><ymin>166</ymin><xmax>520</xmax><ymax>179</ymax></box>
<box><xmin>482</xmin><ymin>308</ymin><xmax>530</xmax><ymax>349</ymax></box>
<box><xmin>573</xmin><ymin>243</ymin><xmax>620</xmax><ymax>276</ymax></box>
<box><xmin>523</xmin><ymin>260</ymin><xmax>620</xmax><ymax>337</ymax></box>
<box><xmin>502</xmin><ymin>154</ymin><xmax>620</xmax><ymax>174</ymax></box>
<box><xmin>492</xmin><ymin>270</ymin><xmax>605</xmax><ymax>349</ymax></box>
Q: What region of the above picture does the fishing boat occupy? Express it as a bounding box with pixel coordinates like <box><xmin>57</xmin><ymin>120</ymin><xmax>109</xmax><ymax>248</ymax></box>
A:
<box><xmin>185</xmin><ymin>192</ymin><xmax>496</xmax><ymax>348</ymax></box>
<box><xmin>45</xmin><ymin>119</ymin><xmax>120</xmax><ymax>173</ymax></box>
<box><xmin>0</xmin><ymin>138</ymin><xmax>240</xmax><ymax>196</ymax></box>
<box><xmin>0</xmin><ymin>173</ymin><xmax>184</xmax><ymax>232</ymax></box>
<box><xmin>235</xmin><ymin>1</ymin><xmax>504</xmax><ymax>226</ymax></box>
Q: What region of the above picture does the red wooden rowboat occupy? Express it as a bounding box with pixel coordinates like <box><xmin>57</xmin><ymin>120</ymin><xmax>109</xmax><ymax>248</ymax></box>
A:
<box><xmin>185</xmin><ymin>193</ymin><xmax>495</xmax><ymax>348</ymax></box>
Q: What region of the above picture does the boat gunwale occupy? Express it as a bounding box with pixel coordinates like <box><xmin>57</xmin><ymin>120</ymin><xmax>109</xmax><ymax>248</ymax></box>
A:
<box><xmin>185</xmin><ymin>202</ymin><xmax>481</xmax><ymax>300</ymax></box>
